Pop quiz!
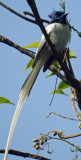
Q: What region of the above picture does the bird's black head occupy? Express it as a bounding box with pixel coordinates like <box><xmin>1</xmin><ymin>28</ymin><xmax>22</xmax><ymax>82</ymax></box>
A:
<box><xmin>48</xmin><ymin>10</ymin><xmax>68</xmax><ymax>24</ymax></box>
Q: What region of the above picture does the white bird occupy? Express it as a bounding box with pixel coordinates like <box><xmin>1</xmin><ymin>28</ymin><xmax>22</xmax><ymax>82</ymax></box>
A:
<box><xmin>3</xmin><ymin>11</ymin><xmax>71</xmax><ymax>160</ymax></box>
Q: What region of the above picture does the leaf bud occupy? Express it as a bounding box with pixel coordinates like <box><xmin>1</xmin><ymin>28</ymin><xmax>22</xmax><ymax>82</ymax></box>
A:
<box><xmin>33</xmin><ymin>139</ymin><xmax>39</xmax><ymax>142</ymax></box>
<box><xmin>44</xmin><ymin>137</ymin><xmax>47</xmax><ymax>142</ymax></box>
<box><xmin>35</xmin><ymin>145</ymin><xmax>40</xmax><ymax>150</ymax></box>
<box><xmin>39</xmin><ymin>140</ymin><xmax>44</xmax><ymax>145</ymax></box>
<box><xmin>33</xmin><ymin>143</ymin><xmax>39</xmax><ymax>148</ymax></box>
<box><xmin>78</xmin><ymin>122</ymin><xmax>81</xmax><ymax>129</ymax></box>
<box><xmin>53</xmin><ymin>131</ymin><xmax>57</xmax><ymax>136</ymax></box>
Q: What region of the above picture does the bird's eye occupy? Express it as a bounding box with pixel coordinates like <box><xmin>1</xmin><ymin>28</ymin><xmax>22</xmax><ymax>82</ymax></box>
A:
<box><xmin>55</xmin><ymin>15</ymin><xmax>58</xmax><ymax>19</ymax></box>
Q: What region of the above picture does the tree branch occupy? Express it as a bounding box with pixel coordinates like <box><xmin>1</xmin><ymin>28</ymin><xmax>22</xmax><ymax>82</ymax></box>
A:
<box><xmin>0</xmin><ymin>34</ymin><xmax>71</xmax><ymax>86</ymax></box>
<box><xmin>71</xmin><ymin>94</ymin><xmax>81</xmax><ymax>121</ymax></box>
<box><xmin>0</xmin><ymin>35</ymin><xmax>35</xmax><ymax>59</ymax></box>
<box><xmin>40</xmin><ymin>130</ymin><xmax>81</xmax><ymax>140</ymax></box>
<box><xmin>0</xmin><ymin>34</ymin><xmax>75</xmax><ymax>90</ymax></box>
<box><xmin>0</xmin><ymin>2</ymin><xmax>49</xmax><ymax>25</ymax></box>
<box><xmin>58</xmin><ymin>132</ymin><xmax>81</xmax><ymax>139</ymax></box>
<box><xmin>49</xmin><ymin>66</ymin><xmax>70</xmax><ymax>85</ymax></box>
<box><xmin>0</xmin><ymin>149</ymin><xmax>51</xmax><ymax>160</ymax></box>
<box><xmin>26</xmin><ymin>0</ymin><xmax>58</xmax><ymax>59</ymax></box>
<box><xmin>0</xmin><ymin>34</ymin><xmax>73</xmax><ymax>85</ymax></box>
<box><xmin>65</xmin><ymin>49</ymin><xmax>81</xmax><ymax>110</ymax></box>
<box><xmin>0</xmin><ymin>1</ymin><xmax>37</xmax><ymax>24</ymax></box>
<box><xmin>46</xmin><ymin>111</ymin><xmax>79</xmax><ymax>121</ymax></box>
<box><xmin>23</xmin><ymin>11</ymin><xmax>50</xmax><ymax>24</ymax></box>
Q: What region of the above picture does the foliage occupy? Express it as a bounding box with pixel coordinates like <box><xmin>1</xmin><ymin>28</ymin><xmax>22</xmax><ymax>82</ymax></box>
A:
<box><xmin>22</xmin><ymin>42</ymin><xmax>39</xmax><ymax>49</ymax></box>
<box><xmin>0</xmin><ymin>97</ymin><xmax>14</xmax><ymax>105</ymax></box>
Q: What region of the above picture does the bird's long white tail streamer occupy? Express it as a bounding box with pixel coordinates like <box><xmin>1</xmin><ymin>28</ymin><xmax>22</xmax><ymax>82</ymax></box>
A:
<box><xmin>3</xmin><ymin>59</ymin><xmax>44</xmax><ymax>160</ymax></box>
<box><xmin>3</xmin><ymin>97</ymin><xmax>25</xmax><ymax>160</ymax></box>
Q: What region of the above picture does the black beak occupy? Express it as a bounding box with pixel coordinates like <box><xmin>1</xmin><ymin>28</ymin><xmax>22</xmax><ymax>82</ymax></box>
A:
<box><xmin>59</xmin><ymin>12</ymin><xmax>69</xmax><ymax>21</ymax></box>
<box><xmin>63</xmin><ymin>13</ymin><xmax>69</xmax><ymax>17</ymax></box>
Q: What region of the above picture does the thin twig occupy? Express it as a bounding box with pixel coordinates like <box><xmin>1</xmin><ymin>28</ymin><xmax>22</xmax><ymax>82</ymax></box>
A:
<box><xmin>26</xmin><ymin>0</ymin><xmax>58</xmax><ymax>60</ymax></box>
<box><xmin>68</xmin><ymin>23</ymin><xmax>79</xmax><ymax>34</ymax></box>
<box><xmin>23</xmin><ymin>11</ymin><xmax>49</xmax><ymax>23</ymax></box>
<box><xmin>46</xmin><ymin>111</ymin><xmax>79</xmax><ymax>121</ymax></box>
<box><xmin>23</xmin><ymin>11</ymin><xmax>35</xmax><ymax>17</ymax></box>
<box><xmin>71</xmin><ymin>95</ymin><xmax>81</xmax><ymax>121</ymax></box>
<box><xmin>0</xmin><ymin>2</ymin><xmax>49</xmax><ymax>25</ymax></box>
<box><xmin>0</xmin><ymin>1</ymin><xmax>80</xmax><ymax>34</ymax></box>
<box><xmin>66</xmin><ymin>48</ymin><xmax>75</xmax><ymax>76</ymax></box>
<box><xmin>0</xmin><ymin>1</ymin><xmax>37</xmax><ymax>24</ymax></box>
<box><xmin>58</xmin><ymin>132</ymin><xmax>81</xmax><ymax>139</ymax></box>
<box><xmin>40</xmin><ymin>131</ymin><xmax>81</xmax><ymax>141</ymax></box>
<box><xmin>49</xmin><ymin>66</ymin><xmax>70</xmax><ymax>85</ymax></box>
<box><xmin>66</xmin><ymin>49</ymin><xmax>81</xmax><ymax>110</ymax></box>
<box><xmin>49</xmin><ymin>76</ymin><xmax>58</xmax><ymax>106</ymax></box>
<box><xmin>49</xmin><ymin>138</ymin><xmax>81</xmax><ymax>152</ymax></box>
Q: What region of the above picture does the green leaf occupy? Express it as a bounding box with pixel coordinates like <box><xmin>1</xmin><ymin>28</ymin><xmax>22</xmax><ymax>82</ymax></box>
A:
<box><xmin>78</xmin><ymin>32</ymin><xmax>81</xmax><ymax>37</ymax></box>
<box><xmin>23</xmin><ymin>59</ymin><xmax>35</xmax><ymax>72</ymax></box>
<box><xmin>59</xmin><ymin>0</ymin><xmax>65</xmax><ymax>12</ymax></box>
<box><xmin>53</xmin><ymin>61</ymin><xmax>60</xmax><ymax>71</ymax></box>
<box><xmin>61</xmin><ymin>0</ymin><xmax>65</xmax><ymax>11</ymax></box>
<box><xmin>58</xmin><ymin>81</ymin><xmax>70</xmax><ymax>90</ymax></box>
<box><xmin>22</xmin><ymin>42</ymin><xmax>40</xmax><ymax>49</ymax></box>
<box><xmin>51</xmin><ymin>89</ymin><xmax>68</xmax><ymax>96</ymax></box>
<box><xmin>0</xmin><ymin>97</ymin><xmax>14</xmax><ymax>105</ymax></box>
<box><xmin>69</xmin><ymin>50</ymin><xmax>77</xmax><ymax>58</ymax></box>
<box><xmin>46</xmin><ymin>71</ymin><xmax>55</xmax><ymax>78</ymax></box>
<box><xmin>46</xmin><ymin>62</ymin><xmax>60</xmax><ymax>78</ymax></box>
<box><xmin>69</xmin><ymin>86</ymin><xmax>73</xmax><ymax>94</ymax></box>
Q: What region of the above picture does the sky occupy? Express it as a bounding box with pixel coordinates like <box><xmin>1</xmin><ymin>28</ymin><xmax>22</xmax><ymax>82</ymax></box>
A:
<box><xmin>0</xmin><ymin>0</ymin><xmax>81</xmax><ymax>160</ymax></box>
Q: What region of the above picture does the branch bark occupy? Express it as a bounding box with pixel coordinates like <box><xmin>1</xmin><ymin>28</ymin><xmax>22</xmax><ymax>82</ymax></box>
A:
<box><xmin>0</xmin><ymin>149</ymin><xmax>51</xmax><ymax>160</ymax></box>
<box><xmin>0</xmin><ymin>1</ymin><xmax>37</xmax><ymax>24</ymax></box>
<box><xmin>46</xmin><ymin>111</ymin><xmax>79</xmax><ymax>121</ymax></box>
<box><xmin>0</xmin><ymin>2</ymin><xmax>49</xmax><ymax>25</ymax></box>
<box><xmin>0</xmin><ymin>35</ymin><xmax>35</xmax><ymax>59</ymax></box>
<box><xmin>58</xmin><ymin>132</ymin><xmax>81</xmax><ymax>139</ymax></box>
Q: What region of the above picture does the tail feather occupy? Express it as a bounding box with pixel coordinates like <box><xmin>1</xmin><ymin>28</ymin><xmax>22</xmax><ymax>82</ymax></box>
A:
<box><xmin>3</xmin><ymin>99</ymin><xmax>24</xmax><ymax>160</ymax></box>
<box><xmin>3</xmin><ymin>59</ymin><xmax>44</xmax><ymax>160</ymax></box>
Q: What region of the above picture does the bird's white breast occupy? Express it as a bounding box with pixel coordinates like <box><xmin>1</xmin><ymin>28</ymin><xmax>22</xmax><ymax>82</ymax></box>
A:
<box><xmin>45</xmin><ymin>23</ymin><xmax>71</xmax><ymax>52</ymax></box>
